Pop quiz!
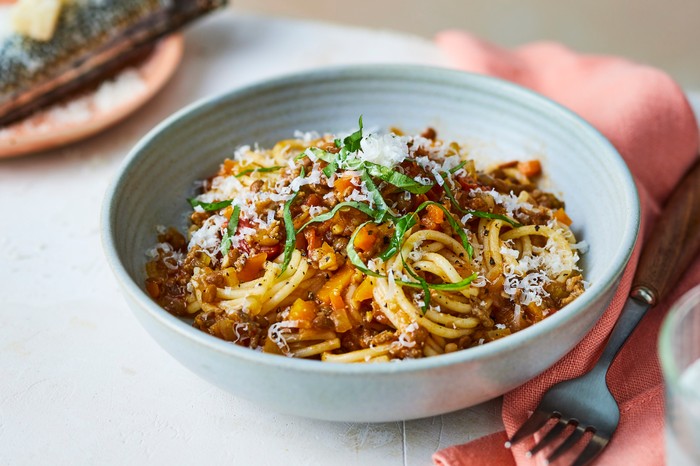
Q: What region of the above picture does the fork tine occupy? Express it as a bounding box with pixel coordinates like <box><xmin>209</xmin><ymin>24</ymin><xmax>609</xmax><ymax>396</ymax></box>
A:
<box><xmin>526</xmin><ymin>419</ymin><xmax>566</xmax><ymax>457</ymax></box>
<box><xmin>571</xmin><ymin>433</ymin><xmax>609</xmax><ymax>466</ymax></box>
<box><xmin>505</xmin><ymin>411</ymin><xmax>554</xmax><ymax>447</ymax></box>
<box><xmin>545</xmin><ymin>424</ymin><xmax>585</xmax><ymax>464</ymax></box>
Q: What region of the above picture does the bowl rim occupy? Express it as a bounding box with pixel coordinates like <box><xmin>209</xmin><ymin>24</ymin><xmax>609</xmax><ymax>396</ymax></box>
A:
<box><xmin>101</xmin><ymin>63</ymin><xmax>640</xmax><ymax>376</ymax></box>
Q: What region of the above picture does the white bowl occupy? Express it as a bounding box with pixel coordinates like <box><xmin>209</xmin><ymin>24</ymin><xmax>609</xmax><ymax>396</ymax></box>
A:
<box><xmin>102</xmin><ymin>65</ymin><xmax>639</xmax><ymax>422</ymax></box>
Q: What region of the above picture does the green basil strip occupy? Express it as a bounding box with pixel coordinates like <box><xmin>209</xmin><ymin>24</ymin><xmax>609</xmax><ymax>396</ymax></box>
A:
<box><xmin>322</xmin><ymin>160</ymin><xmax>338</xmax><ymax>178</ymax></box>
<box><xmin>346</xmin><ymin>222</ymin><xmax>384</xmax><ymax>278</ymax></box>
<box><xmin>307</xmin><ymin>147</ymin><xmax>335</xmax><ymax>164</ymax></box>
<box><xmin>364</xmin><ymin>161</ymin><xmax>433</xmax><ymax>194</ymax></box>
<box><xmin>360</xmin><ymin>170</ymin><xmax>392</xmax><ymax>219</ymax></box>
<box><xmin>438</xmin><ymin>172</ymin><xmax>521</xmax><ymax>228</ymax></box>
<box><xmin>440</xmin><ymin>173</ymin><xmax>464</xmax><ymax>214</ymax></box>
<box><xmin>378</xmin><ymin>212</ymin><xmax>418</xmax><ymax>261</ymax></box>
<box><xmin>396</xmin><ymin>273</ymin><xmax>478</xmax><ymax>291</ymax></box>
<box><xmin>188</xmin><ymin>198</ymin><xmax>233</xmax><ymax>211</ymax></box>
<box><xmin>279</xmin><ymin>167</ymin><xmax>305</xmax><ymax>276</ymax></box>
<box><xmin>400</xmin><ymin>252</ymin><xmax>430</xmax><ymax>313</ymax></box>
<box><xmin>380</xmin><ymin>201</ymin><xmax>473</xmax><ymax>261</ymax></box>
<box><xmin>298</xmin><ymin>201</ymin><xmax>379</xmax><ymax>234</ymax></box>
<box><xmin>234</xmin><ymin>165</ymin><xmax>283</xmax><ymax>178</ymax></box>
<box><xmin>449</xmin><ymin>160</ymin><xmax>467</xmax><ymax>174</ymax></box>
<box><xmin>343</xmin><ymin>116</ymin><xmax>364</xmax><ymax>153</ymax></box>
<box><xmin>424</xmin><ymin>201</ymin><xmax>475</xmax><ymax>259</ymax></box>
<box><xmin>220</xmin><ymin>204</ymin><xmax>241</xmax><ymax>257</ymax></box>
<box><xmin>423</xmin><ymin>272</ymin><xmax>478</xmax><ymax>290</ymax></box>
<box><xmin>348</xmin><ymin>223</ymin><xmax>478</xmax><ymax>303</ymax></box>
<box><xmin>467</xmin><ymin>210</ymin><xmax>522</xmax><ymax>228</ymax></box>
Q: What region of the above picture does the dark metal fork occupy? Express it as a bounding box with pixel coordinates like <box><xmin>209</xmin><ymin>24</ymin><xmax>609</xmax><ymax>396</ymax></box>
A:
<box><xmin>507</xmin><ymin>160</ymin><xmax>700</xmax><ymax>465</ymax></box>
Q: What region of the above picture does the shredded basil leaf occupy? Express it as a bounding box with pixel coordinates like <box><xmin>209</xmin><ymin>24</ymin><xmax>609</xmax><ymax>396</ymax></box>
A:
<box><xmin>439</xmin><ymin>171</ymin><xmax>521</xmax><ymax>228</ymax></box>
<box><xmin>279</xmin><ymin>167</ymin><xmax>305</xmax><ymax>276</ymax></box>
<box><xmin>322</xmin><ymin>160</ymin><xmax>338</xmax><ymax>178</ymax></box>
<box><xmin>467</xmin><ymin>210</ymin><xmax>522</xmax><ymax>227</ymax></box>
<box><xmin>360</xmin><ymin>170</ymin><xmax>392</xmax><ymax>220</ymax></box>
<box><xmin>220</xmin><ymin>205</ymin><xmax>241</xmax><ymax>257</ymax></box>
<box><xmin>380</xmin><ymin>201</ymin><xmax>473</xmax><ymax>261</ymax></box>
<box><xmin>378</xmin><ymin>212</ymin><xmax>418</xmax><ymax>261</ymax></box>
<box><xmin>425</xmin><ymin>201</ymin><xmax>474</xmax><ymax>259</ymax></box>
<box><xmin>449</xmin><ymin>160</ymin><xmax>467</xmax><ymax>174</ymax></box>
<box><xmin>188</xmin><ymin>198</ymin><xmax>233</xmax><ymax>211</ymax></box>
<box><xmin>363</xmin><ymin>162</ymin><xmax>433</xmax><ymax>194</ymax></box>
<box><xmin>234</xmin><ymin>165</ymin><xmax>283</xmax><ymax>178</ymax></box>
<box><xmin>298</xmin><ymin>201</ymin><xmax>379</xmax><ymax>233</ymax></box>
<box><xmin>400</xmin><ymin>252</ymin><xmax>430</xmax><ymax>313</ymax></box>
<box><xmin>343</xmin><ymin>116</ymin><xmax>364</xmax><ymax>153</ymax></box>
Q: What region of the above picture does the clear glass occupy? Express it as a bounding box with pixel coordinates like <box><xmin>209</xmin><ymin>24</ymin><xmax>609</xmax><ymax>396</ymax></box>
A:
<box><xmin>659</xmin><ymin>284</ymin><xmax>700</xmax><ymax>466</ymax></box>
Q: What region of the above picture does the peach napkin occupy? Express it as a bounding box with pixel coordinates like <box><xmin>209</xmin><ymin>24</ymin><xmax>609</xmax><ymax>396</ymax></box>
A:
<box><xmin>433</xmin><ymin>31</ymin><xmax>700</xmax><ymax>466</ymax></box>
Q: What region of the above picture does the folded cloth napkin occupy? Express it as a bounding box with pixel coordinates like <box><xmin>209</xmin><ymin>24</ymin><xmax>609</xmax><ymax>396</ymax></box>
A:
<box><xmin>432</xmin><ymin>31</ymin><xmax>700</xmax><ymax>466</ymax></box>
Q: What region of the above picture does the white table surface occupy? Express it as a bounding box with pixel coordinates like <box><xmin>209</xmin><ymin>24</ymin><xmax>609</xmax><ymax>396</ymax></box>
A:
<box><xmin>1</xmin><ymin>10</ymin><xmax>698</xmax><ymax>466</ymax></box>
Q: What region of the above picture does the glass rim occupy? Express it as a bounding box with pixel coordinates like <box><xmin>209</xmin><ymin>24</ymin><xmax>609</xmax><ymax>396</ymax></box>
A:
<box><xmin>659</xmin><ymin>284</ymin><xmax>700</xmax><ymax>399</ymax></box>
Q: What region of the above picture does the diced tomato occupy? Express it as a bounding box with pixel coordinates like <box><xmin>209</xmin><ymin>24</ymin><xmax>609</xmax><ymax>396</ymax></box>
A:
<box><xmin>304</xmin><ymin>228</ymin><xmax>322</xmax><ymax>251</ymax></box>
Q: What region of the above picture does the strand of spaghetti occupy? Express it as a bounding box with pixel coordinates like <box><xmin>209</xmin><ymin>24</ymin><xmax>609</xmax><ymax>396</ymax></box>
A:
<box><xmin>488</xmin><ymin>219</ymin><xmax>505</xmax><ymax>270</ymax></box>
<box><xmin>521</xmin><ymin>235</ymin><xmax>533</xmax><ymax>257</ymax></box>
<box><xmin>292</xmin><ymin>338</ymin><xmax>341</xmax><ymax>358</ymax></box>
<box><xmin>501</xmin><ymin>224</ymin><xmax>567</xmax><ymax>248</ymax></box>
<box><xmin>410</xmin><ymin>257</ymin><xmax>476</xmax><ymax>300</ymax></box>
<box><xmin>216</xmin><ymin>265</ymin><xmax>277</xmax><ymax>300</ymax></box>
<box><xmin>432</xmin><ymin>292</ymin><xmax>474</xmax><ymax>315</ymax></box>
<box><xmin>261</xmin><ymin>260</ymin><xmax>309</xmax><ymax>314</ymax></box>
<box><xmin>425</xmin><ymin>334</ymin><xmax>444</xmax><ymax>354</ymax></box>
<box><xmin>284</xmin><ymin>330</ymin><xmax>337</xmax><ymax>343</ymax></box>
<box><xmin>416</xmin><ymin>316</ymin><xmax>473</xmax><ymax>339</ymax></box>
<box><xmin>186</xmin><ymin>300</ymin><xmax>201</xmax><ymax>314</ymax></box>
<box><xmin>373</xmin><ymin>276</ymin><xmax>417</xmax><ymax>331</ymax></box>
<box><xmin>368</xmin><ymin>355</ymin><xmax>390</xmax><ymax>363</ymax></box>
<box><xmin>424</xmin><ymin>309</ymin><xmax>480</xmax><ymax>329</ymax></box>
<box><xmin>401</xmin><ymin>229</ymin><xmax>470</xmax><ymax>259</ymax></box>
<box><xmin>321</xmin><ymin>344</ymin><xmax>392</xmax><ymax>362</ymax></box>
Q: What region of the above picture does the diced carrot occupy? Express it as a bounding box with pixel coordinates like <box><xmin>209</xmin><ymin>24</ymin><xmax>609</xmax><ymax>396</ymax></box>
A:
<box><xmin>333</xmin><ymin>176</ymin><xmax>356</xmax><ymax>196</ymax></box>
<box><xmin>316</xmin><ymin>241</ymin><xmax>339</xmax><ymax>271</ymax></box>
<box><xmin>221</xmin><ymin>158</ymin><xmax>236</xmax><ymax>175</ymax></box>
<box><xmin>352</xmin><ymin>276</ymin><xmax>375</xmax><ymax>302</ymax></box>
<box><xmin>427</xmin><ymin>204</ymin><xmax>444</xmax><ymax>224</ymax></box>
<box><xmin>554</xmin><ymin>208</ymin><xmax>573</xmax><ymax>226</ymax></box>
<box><xmin>288</xmin><ymin>299</ymin><xmax>317</xmax><ymax>329</ymax></box>
<box><xmin>421</xmin><ymin>204</ymin><xmax>445</xmax><ymax>230</ymax></box>
<box><xmin>330</xmin><ymin>295</ymin><xmax>352</xmax><ymax>333</ymax></box>
<box><xmin>222</xmin><ymin>205</ymin><xmax>233</xmax><ymax>220</ymax></box>
<box><xmin>497</xmin><ymin>160</ymin><xmax>518</xmax><ymax>169</ymax></box>
<box><xmin>517</xmin><ymin>160</ymin><xmax>542</xmax><ymax>178</ymax></box>
<box><xmin>317</xmin><ymin>264</ymin><xmax>355</xmax><ymax>304</ymax></box>
<box><xmin>237</xmin><ymin>252</ymin><xmax>267</xmax><ymax>282</ymax></box>
<box><xmin>353</xmin><ymin>223</ymin><xmax>378</xmax><ymax>252</ymax></box>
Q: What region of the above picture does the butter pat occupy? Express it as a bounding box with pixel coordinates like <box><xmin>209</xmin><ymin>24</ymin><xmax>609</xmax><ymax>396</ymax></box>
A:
<box><xmin>11</xmin><ymin>0</ymin><xmax>64</xmax><ymax>42</ymax></box>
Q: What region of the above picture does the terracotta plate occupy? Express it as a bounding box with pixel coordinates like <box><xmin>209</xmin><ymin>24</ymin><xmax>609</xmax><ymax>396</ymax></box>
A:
<box><xmin>0</xmin><ymin>33</ymin><xmax>184</xmax><ymax>158</ymax></box>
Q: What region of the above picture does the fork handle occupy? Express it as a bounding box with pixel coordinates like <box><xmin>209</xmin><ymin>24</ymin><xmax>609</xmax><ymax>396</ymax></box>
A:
<box><xmin>630</xmin><ymin>159</ymin><xmax>700</xmax><ymax>305</ymax></box>
<box><xmin>593</xmin><ymin>159</ymin><xmax>700</xmax><ymax>370</ymax></box>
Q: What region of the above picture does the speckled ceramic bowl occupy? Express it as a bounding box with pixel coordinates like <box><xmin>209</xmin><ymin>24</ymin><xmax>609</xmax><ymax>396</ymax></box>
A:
<box><xmin>102</xmin><ymin>65</ymin><xmax>639</xmax><ymax>422</ymax></box>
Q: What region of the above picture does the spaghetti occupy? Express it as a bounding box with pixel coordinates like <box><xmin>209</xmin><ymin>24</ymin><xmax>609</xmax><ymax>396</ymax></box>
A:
<box><xmin>145</xmin><ymin>119</ymin><xmax>587</xmax><ymax>361</ymax></box>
